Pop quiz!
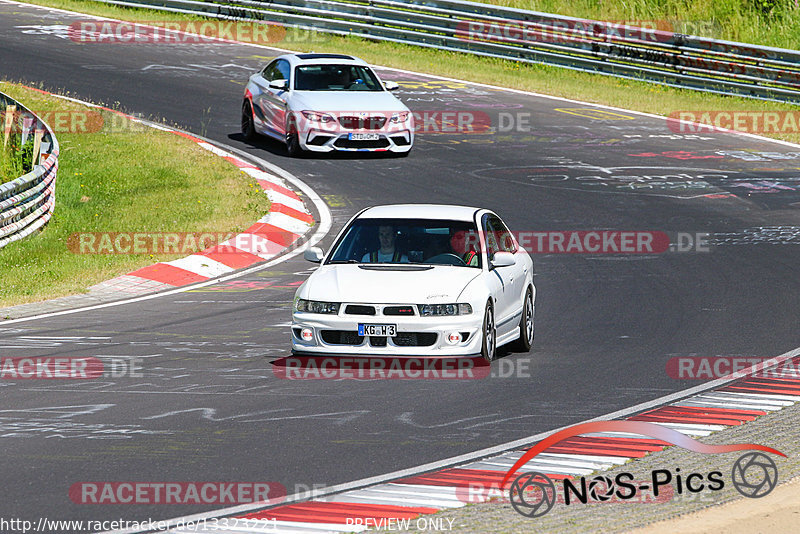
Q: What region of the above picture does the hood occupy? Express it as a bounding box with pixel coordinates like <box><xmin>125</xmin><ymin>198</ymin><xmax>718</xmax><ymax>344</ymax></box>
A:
<box><xmin>290</xmin><ymin>91</ymin><xmax>408</xmax><ymax>113</ymax></box>
<box><xmin>303</xmin><ymin>264</ymin><xmax>481</xmax><ymax>304</ymax></box>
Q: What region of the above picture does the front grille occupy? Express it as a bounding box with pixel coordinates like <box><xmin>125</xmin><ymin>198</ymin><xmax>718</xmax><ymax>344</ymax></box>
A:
<box><xmin>320</xmin><ymin>330</ymin><xmax>364</xmax><ymax>345</ymax></box>
<box><xmin>345</xmin><ymin>305</ymin><xmax>376</xmax><ymax>316</ymax></box>
<box><xmin>338</xmin><ymin>116</ymin><xmax>387</xmax><ymax>130</ymax></box>
<box><xmin>333</xmin><ymin>137</ymin><xmax>390</xmax><ymax>149</ymax></box>
<box><xmin>383</xmin><ymin>306</ymin><xmax>415</xmax><ymax>316</ymax></box>
<box><xmin>369</xmin><ymin>336</ymin><xmax>388</xmax><ymax>347</ymax></box>
<box><xmin>392</xmin><ymin>333</ymin><xmax>437</xmax><ymax>347</ymax></box>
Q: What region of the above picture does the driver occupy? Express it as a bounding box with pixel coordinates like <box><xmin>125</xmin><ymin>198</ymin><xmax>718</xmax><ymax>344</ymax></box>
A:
<box><xmin>450</xmin><ymin>229</ymin><xmax>480</xmax><ymax>266</ymax></box>
<box><xmin>362</xmin><ymin>225</ymin><xmax>409</xmax><ymax>263</ymax></box>
<box><xmin>333</xmin><ymin>68</ymin><xmax>351</xmax><ymax>88</ymax></box>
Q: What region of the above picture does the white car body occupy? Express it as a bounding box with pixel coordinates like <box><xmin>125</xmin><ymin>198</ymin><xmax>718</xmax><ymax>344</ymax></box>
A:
<box><xmin>242</xmin><ymin>53</ymin><xmax>413</xmax><ymax>155</ymax></box>
<box><xmin>291</xmin><ymin>205</ymin><xmax>535</xmax><ymax>358</ymax></box>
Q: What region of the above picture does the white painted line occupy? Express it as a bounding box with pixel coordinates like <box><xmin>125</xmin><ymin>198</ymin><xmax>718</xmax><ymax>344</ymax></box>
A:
<box><xmin>477</xmin><ymin>454</ymin><xmax>614</xmax><ymax>471</ymax></box>
<box><xmin>242</xmin><ymin>167</ymin><xmax>285</xmax><ymax>185</ymax></box>
<box><xmin>258</xmin><ymin>212</ymin><xmax>312</xmax><ymax>235</ymax></box>
<box><xmin>536</xmin><ymin>452</ymin><xmax>632</xmax><ymax>465</ymax></box>
<box><xmin>697</xmin><ymin>392</ymin><xmax>794</xmax><ymax>407</ymax></box>
<box><xmin>711</xmin><ymin>390</ymin><xmax>800</xmax><ymax>401</ymax></box>
<box><xmin>326</xmin><ymin>491</ymin><xmax>461</xmax><ymax>509</ymax></box>
<box><xmin>166</xmin><ymin>255</ymin><xmax>234</xmax><ymax>279</ymax></box>
<box><xmin>220</xmin><ymin>234</ymin><xmax>286</xmax><ymax>259</ymax></box>
<box><xmin>679</xmin><ymin>399</ymin><xmax>786</xmax><ymax>411</ymax></box>
<box><xmin>267</xmin><ymin>190</ymin><xmax>307</xmax><ymax>213</ymax></box>
<box><xmin>468</xmin><ymin>459</ymin><xmax>594</xmax><ymax>476</ymax></box>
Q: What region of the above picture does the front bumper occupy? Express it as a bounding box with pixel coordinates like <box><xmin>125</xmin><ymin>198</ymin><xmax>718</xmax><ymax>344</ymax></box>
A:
<box><xmin>291</xmin><ymin>307</ymin><xmax>482</xmax><ymax>356</ymax></box>
<box><xmin>300</xmin><ymin>129</ymin><xmax>413</xmax><ymax>153</ymax></box>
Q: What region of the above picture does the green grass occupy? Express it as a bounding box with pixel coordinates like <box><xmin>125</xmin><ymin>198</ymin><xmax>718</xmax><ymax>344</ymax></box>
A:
<box><xmin>0</xmin><ymin>129</ymin><xmax>32</xmax><ymax>182</ymax></box>
<box><xmin>0</xmin><ymin>81</ymin><xmax>271</xmax><ymax>307</ymax></box>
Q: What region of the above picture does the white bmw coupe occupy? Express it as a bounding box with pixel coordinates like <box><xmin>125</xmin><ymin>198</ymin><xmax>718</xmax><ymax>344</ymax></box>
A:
<box><xmin>242</xmin><ymin>53</ymin><xmax>413</xmax><ymax>156</ymax></box>
<box><xmin>291</xmin><ymin>205</ymin><xmax>535</xmax><ymax>360</ymax></box>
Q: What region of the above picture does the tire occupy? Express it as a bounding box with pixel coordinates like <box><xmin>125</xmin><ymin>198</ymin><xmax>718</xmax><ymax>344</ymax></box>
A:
<box><xmin>511</xmin><ymin>288</ymin><xmax>534</xmax><ymax>352</ymax></box>
<box><xmin>481</xmin><ymin>302</ymin><xmax>496</xmax><ymax>362</ymax></box>
<box><xmin>241</xmin><ymin>101</ymin><xmax>257</xmax><ymax>141</ymax></box>
<box><xmin>285</xmin><ymin>118</ymin><xmax>305</xmax><ymax>158</ymax></box>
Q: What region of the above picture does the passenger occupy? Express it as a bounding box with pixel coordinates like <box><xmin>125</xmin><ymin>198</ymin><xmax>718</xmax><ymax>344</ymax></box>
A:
<box><xmin>450</xmin><ymin>229</ymin><xmax>480</xmax><ymax>266</ymax></box>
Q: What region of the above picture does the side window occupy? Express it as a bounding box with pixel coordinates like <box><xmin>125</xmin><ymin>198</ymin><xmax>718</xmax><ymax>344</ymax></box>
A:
<box><xmin>262</xmin><ymin>60</ymin><xmax>278</xmax><ymax>81</ymax></box>
<box><xmin>276</xmin><ymin>60</ymin><xmax>291</xmax><ymax>82</ymax></box>
<box><xmin>482</xmin><ymin>214</ymin><xmax>499</xmax><ymax>259</ymax></box>
<box><xmin>490</xmin><ymin>215</ymin><xmax>517</xmax><ymax>253</ymax></box>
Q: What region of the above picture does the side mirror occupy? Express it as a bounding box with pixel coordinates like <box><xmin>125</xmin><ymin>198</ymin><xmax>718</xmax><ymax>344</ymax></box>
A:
<box><xmin>384</xmin><ymin>81</ymin><xmax>399</xmax><ymax>91</ymax></box>
<box><xmin>490</xmin><ymin>251</ymin><xmax>515</xmax><ymax>268</ymax></box>
<box><xmin>269</xmin><ymin>79</ymin><xmax>289</xmax><ymax>90</ymax></box>
<box><xmin>304</xmin><ymin>247</ymin><xmax>324</xmax><ymax>263</ymax></box>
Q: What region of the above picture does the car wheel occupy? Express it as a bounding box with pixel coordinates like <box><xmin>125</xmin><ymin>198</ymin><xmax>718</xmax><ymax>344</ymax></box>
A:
<box><xmin>241</xmin><ymin>101</ymin><xmax>257</xmax><ymax>141</ymax></box>
<box><xmin>511</xmin><ymin>288</ymin><xmax>534</xmax><ymax>352</ymax></box>
<box><xmin>481</xmin><ymin>302</ymin><xmax>496</xmax><ymax>362</ymax></box>
<box><xmin>286</xmin><ymin>121</ymin><xmax>305</xmax><ymax>158</ymax></box>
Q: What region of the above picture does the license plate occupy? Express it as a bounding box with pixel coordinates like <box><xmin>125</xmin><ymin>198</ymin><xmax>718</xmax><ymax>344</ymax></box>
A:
<box><xmin>349</xmin><ymin>133</ymin><xmax>380</xmax><ymax>141</ymax></box>
<box><xmin>358</xmin><ymin>324</ymin><xmax>397</xmax><ymax>336</ymax></box>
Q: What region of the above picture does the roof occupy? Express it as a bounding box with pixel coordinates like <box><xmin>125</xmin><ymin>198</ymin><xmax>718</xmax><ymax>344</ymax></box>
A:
<box><xmin>279</xmin><ymin>53</ymin><xmax>366</xmax><ymax>66</ymax></box>
<box><xmin>358</xmin><ymin>204</ymin><xmax>484</xmax><ymax>222</ymax></box>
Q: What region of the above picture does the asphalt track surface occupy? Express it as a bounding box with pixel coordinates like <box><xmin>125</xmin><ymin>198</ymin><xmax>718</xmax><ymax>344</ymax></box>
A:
<box><xmin>1</xmin><ymin>1</ymin><xmax>800</xmax><ymax>528</ymax></box>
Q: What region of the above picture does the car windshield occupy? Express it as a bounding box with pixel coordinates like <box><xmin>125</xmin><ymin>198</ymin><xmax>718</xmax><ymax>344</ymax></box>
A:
<box><xmin>294</xmin><ymin>64</ymin><xmax>384</xmax><ymax>91</ymax></box>
<box><xmin>327</xmin><ymin>218</ymin><xmax>482</xmax><ymax>268</ymax></box>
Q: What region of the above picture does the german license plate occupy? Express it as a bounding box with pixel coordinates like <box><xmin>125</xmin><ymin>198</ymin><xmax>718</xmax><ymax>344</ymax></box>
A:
<box><xmin>358</xmin><ymin>324</ymin><xmax>397</xmax><ymax>336</ymax></box>
<box><xmin>349</xmin><ymin>133</ymin><xmax>380</xmax><ymax>141</ymax></box>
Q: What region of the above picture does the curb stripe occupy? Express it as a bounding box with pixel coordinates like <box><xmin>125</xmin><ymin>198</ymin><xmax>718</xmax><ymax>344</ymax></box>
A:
<box><xmin>129</xmin><ymin>263</ymin><xmax>209</xmax><ymax>285</ymax></box>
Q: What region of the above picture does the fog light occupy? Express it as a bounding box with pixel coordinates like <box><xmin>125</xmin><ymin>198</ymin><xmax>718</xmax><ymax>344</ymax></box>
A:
<box><xmin>445</xmin><ymin>332</ymin><xmax>462</xmax><ymax>345</ymax></box>
<box><xmin>301</xmin><ymin>328</ymin><xmax>314</xmax><ymax>342</ymax></box>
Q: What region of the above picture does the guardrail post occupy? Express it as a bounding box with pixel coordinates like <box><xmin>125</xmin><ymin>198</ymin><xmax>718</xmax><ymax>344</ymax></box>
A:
<box><xmin>3</xmin><ymin>104</ymin><xmax>15</xmax><ymax>147</ymax></box>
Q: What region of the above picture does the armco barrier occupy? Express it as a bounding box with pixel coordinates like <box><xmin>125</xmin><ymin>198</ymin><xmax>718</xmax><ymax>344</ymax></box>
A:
<box><xmin>0</xmin><ymin>92</ymin><xmax>59</xmax><ymax>249</ymax></box>
<box><xmin>87</xmin><ymin>0</ymin><xmax>800</xmax><ymax>103</ymax></box>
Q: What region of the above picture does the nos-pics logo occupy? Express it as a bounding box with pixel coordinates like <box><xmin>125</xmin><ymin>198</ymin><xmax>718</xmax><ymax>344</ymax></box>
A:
<box><xmin>502</xmin><ymin>421</ymin><xmax>783</xmax><ymax>518</ymax></box>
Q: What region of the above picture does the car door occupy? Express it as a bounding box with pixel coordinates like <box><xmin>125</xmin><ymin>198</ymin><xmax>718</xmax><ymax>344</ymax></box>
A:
<box><xmin>482</xmin><ymin>213</ymin><xmax>515</xmax><ymax>334</ymax></box>
<box><xmin>257</xmin><ymin>59</ymin><xmax>290</xmax><ymax>136</ymax></box>
<box><xmin>490</xmin><ymin>214</ymin><xmax>528</xmax><ymax>330</ymax></box>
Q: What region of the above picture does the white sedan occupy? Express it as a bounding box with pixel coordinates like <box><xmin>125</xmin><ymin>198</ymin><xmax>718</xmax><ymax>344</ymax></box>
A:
<box><xmin>291</xmin><ymin>205</ymin><xmax>535</xmax><ymax>360</ymax></box>
<box><xmin>242</xmin><ymin>53</ymin><xmax>413</xmax><ymax>156</ymax></box>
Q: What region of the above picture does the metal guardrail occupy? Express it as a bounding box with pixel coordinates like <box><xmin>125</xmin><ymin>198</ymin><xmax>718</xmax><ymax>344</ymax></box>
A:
<box><xmin>0</xmin><ymin>92</ymin><xmax>59</xmax><ymax>250</ymax></box>
<box><xmin>88</xmin><ymin>0</ymin><xmax>800</xmax><ymax>103</ymax></box>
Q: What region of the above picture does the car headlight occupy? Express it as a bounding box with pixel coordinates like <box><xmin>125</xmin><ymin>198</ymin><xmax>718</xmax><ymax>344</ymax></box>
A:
<box><xmin>301</xmin><ymin>111</ymin><xmax>336</xmax><ymax>123</ymax></box>
<box><xmin>417</xmin><ymin>303</ymin><xmax>472</xmax><ymax>316</ymax></box>
<box><xmin>295</xmin><ymin>299</ymin><xmax>340</xmax><ymax>314</ymax></box>
<box><xmin>390</xmin><ymin>111</ymin><xmax>410</xmax><ymax>123</ymax></box>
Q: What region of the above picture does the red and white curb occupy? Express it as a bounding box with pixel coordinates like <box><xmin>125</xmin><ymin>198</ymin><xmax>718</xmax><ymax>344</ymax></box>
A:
<box><xmin>94</xmin><ymin>133</ymin><xmax>313</xmax><ymax>292</ymax></box>
<box><xmin>142</xmin><ymin>350</ymin><xmax>800</xmax><ymax>534</ymax></box>
<box><xmin>27</xmin><ymin>88</ymin><xmax>315</xmax><ymax>294</ymax></box>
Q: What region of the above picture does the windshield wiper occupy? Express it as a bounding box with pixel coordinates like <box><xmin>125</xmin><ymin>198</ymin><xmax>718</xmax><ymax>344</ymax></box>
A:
<box><xmin>328</xmin><ymin>259</ymin><xmax>361</xmax><ymax>264</ymax></box>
